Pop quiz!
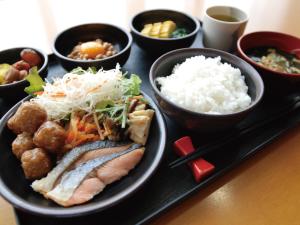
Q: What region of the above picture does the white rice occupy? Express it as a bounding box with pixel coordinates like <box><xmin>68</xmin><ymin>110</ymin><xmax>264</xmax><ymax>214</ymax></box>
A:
<box><xmin>156</xmin><ymin>56</ymin><xmax>251</xmax><ymax>114</ymax></box>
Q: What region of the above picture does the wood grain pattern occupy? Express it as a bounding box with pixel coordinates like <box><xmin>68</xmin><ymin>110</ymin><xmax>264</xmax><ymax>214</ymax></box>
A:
<box><xmin>153</xmin><ymin>125</ymin><xmax>300</xmax><ymax>225</ymax></box>
<box><xmin>1</xmin><ymin>1</ymin><xmax>300</xmax><ymax>225</ymax></box>
<box><xmin>0</xmin><ymin>197</ymin><xmax>15</xmax><ymax>225</ymax></box>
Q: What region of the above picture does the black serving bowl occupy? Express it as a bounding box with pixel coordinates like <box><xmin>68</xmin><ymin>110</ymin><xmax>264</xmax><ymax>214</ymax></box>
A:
<box><xmin>0</xmin><ymin>47</ymin><xmax>48</xmax><ymax>102</ymax></box>
<box><xmin>130</xmin><ymin>9</ymin><xmax>200</xmax><ymax>56</ymax></box>
<box><xmin>53</xmin><ymin>23</ymin><xmax>132</xmax><ymax>71</ymax></box>
<box><xmin>150</xmin><ymin>48</ymin><xmax>264</xmax><ymax>132</ymax></box>
<box><xmin>0</xmin><ymin>91</ymin><xmax>166</xmax><ymax>217</ymax></box>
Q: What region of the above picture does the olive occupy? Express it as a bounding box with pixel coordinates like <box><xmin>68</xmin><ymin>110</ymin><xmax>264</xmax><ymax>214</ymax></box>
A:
<box><xmin>4</xmin><ymin>67</ymin><xmax>21</xmax><ymax>83</ymax></box>
<box><xmin>13</xmin><ymin>60</ymin><xmax>30</xmax><ymax>71</ymax></box>
<box><xmin>20</xmin><ymin>49</ymin><xmax>42</xmax><ymax>67</ymax></box>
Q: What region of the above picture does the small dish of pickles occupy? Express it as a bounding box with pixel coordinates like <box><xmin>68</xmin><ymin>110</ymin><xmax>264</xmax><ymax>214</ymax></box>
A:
<box><xmin>140</xmin><ymin>20</ymin><xmax>188</xmax><ymax>39</ymax></box>
<box><xmin>130</xmin><ymin>9</ymin><xmax>200</xmax><ymax>55</ymax></box>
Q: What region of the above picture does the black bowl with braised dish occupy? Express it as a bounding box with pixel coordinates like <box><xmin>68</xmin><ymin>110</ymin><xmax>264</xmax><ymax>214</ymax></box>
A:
<box><xmin>53</xmin><ymin>23</ymin><xmax>132</xmax><ymax>71</ymax></box>
<box><xmin>130</xmin><ymin>9</ymin><xmax>200</xmax><ymax>56</ymax></box>
<box><xmin>150</xmin><ymin>48</ymin><xmax>264</xmax><ymax>132</ymax></box>
<box><xmin>0</xmin><ymin>65</ymin><xmax>166</xmax><ymax>217</ymax></box>
<box><xmin>0</xmin><ymin>47</ymin><xmax>48</xmax><ymax>102</ymax></box>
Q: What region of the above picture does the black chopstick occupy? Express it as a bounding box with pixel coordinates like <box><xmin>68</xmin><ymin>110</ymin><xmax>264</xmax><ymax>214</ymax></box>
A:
<box><xmin>169</xmin><ymin>95</ymin><xmax>300</xmax><ymax>168</ymax></box>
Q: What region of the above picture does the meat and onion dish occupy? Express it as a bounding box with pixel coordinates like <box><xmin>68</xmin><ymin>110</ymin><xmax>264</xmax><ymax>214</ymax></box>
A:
<box><xmin>68</xmin><ymin>39</ymin><xmax>118</xmax><ymax>60</ymax></box>
<box><xmin>0</xmin><ymin>49</ymin><xmax>42</xmax><ymax>85</ymax></box>
<box><xmin>7</xmin><ymin>66</ymin><xmax>154</xmax><ymax>207</ymax></box>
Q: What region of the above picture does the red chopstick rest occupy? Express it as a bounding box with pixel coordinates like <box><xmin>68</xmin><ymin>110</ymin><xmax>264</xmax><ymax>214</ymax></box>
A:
<box><xmin>174</xmin><ymin>136</ymin><xmax>215</xmax><ymax>182</ymax></box>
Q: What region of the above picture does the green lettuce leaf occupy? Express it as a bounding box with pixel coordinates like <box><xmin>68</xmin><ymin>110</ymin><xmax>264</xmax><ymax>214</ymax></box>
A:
<box><xmin>95</xmin><ymin>99</ymin><xmax>114</xmax><ymax>109</ymax></box>
<box><xmin>24</xmin><ymin>67</ymin><xmax>45</xmax><ymax>95</ymax></box>
<box><xmin>87</xmin><ymin>67</ymin><xmax>97</xmax><ymax>74</ymax></box>
<box><xmin>122</xmin><ymin>74</ymin><xmax>142</xmax><ymax>96</ymax></box>
<box><xmin>71</xmin><ymin>67</ymin><xmax>97</xmax><ymax>75</ymax></box>
<box><xmin>70</xmin><ymin>67</ymin><xmax>86</xmax><ymax>75</ymax></box>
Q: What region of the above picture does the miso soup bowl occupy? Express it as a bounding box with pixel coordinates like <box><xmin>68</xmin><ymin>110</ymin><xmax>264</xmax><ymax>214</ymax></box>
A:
<box><xmin>237</xmin><ymin>31</ymin><xmax>300</xmax><ymax>95</ymax></box>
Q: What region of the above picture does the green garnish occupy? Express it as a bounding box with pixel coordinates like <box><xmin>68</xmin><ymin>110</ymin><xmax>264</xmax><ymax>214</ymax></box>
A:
<box><xmin>138</xmin><ymin>97</ymin><xmax>148</xmax><ymax>104</ymax></box>
<box><xmin>70</xmin><ymin>67</ymin><xmax>86</xmax><ymax>75</ymax></box>
<box><xmin>121</xmin><ymin>74</ymin><xmax>142</xmax><ymax>96</ymax></box>
<box><xmin>95</xmin><ymin>100</ymin><xmax>115</xmax><ymax>109</ymax></box>
<box><xmin>61</xmin><ymin>113</ymin><xmax>71</xmax><ymax>124</ymax></box>
<box><xmin>121</xmin><ymin>97</ymin><xmax>130</xmax><ymax>128</ymax></box>
<box><xmin>71</xmin><ymin>66</ymin><xmax>98</xmax><ymax>75</ymax></box>
<box><xmin>95</xmin><ymin>74</ymin><xmax>142</xmax><ymax>128</ymax></box>
<box><xmin>95</xmin><ymin>104</ymin><xmax>126</xmax><ymax>126</ymax></box>
<box><xmin>87</xmin><ymin>67</ymin><xmax>97</xmax><ymax>74</ymax></box>
<box><xmin>172</xmin><ymin>28</ymin><xmax>188</xmax><ymax>38</ymax></box>
<box><xmin>24</xmin><ymin>67</ymin><xmax>45</xmax><ymax>95</ymax></box>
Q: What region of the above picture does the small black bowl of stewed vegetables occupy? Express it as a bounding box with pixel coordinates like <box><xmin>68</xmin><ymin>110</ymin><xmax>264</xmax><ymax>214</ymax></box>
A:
<box><xmin>0</xmin><ymin>47</ymin><xmax>48</xmax><ymax>102</ymax></box>
<box><xmin>130</xmin><ymin>9</ymin><xmax>200</xmax><ymax>56</ymax></box>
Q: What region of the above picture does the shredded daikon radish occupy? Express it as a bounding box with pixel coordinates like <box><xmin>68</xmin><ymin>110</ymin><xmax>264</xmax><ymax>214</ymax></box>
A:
<box><xmin>32</xmin><ymin>66</ymin><xmax>123</xmax><ymax>120</ymax></box>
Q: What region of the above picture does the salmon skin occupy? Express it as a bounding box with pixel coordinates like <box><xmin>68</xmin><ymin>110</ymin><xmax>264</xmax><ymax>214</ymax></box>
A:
<box><xmin>46</xmin><ymin>143</ymin><xmax>142</xmax><ymax>203</ymax></box>
<box><xmin>32</xmin><ymin>140</ymin><xmax>131</xmax><ymax>194</ymax></box>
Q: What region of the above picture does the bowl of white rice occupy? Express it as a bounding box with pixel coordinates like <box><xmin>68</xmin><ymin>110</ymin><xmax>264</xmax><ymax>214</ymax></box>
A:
<box><xmin>149</xmin><ymin>48</ymin><xmax>264</xmax><ymax>132</ymax></box>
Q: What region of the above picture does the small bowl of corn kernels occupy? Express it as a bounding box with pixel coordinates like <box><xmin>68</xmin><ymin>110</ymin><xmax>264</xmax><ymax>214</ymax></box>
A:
<box><xmin>130</xmin><ymin>9</ymin><xmax>200</xmax><ymax>56</ymax></box>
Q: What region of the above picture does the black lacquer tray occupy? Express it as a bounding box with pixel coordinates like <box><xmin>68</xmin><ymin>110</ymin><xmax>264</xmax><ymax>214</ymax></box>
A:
<box><xmin>2</xmin><ymin>32</ymin><xmax>300</xmax><ymax>225</ymax></box>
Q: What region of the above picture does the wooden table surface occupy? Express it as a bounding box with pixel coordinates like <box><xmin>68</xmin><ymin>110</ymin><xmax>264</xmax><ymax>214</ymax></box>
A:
<box><xmin>1</xmin><ymin>0</ymin><xmax>300</xmax><ymax>225</ymax></box>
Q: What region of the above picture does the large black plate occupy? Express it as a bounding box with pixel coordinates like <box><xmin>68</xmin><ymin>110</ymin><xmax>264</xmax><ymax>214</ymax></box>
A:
<box><xmin>2</xmin><ymin>30</ymin><xmax>300</xmax><ymax>225</ymax></box>
<box><xmin>0</xmin><ymin>67</ymin><xmax>167</xmax><ymax>216</ymax></box>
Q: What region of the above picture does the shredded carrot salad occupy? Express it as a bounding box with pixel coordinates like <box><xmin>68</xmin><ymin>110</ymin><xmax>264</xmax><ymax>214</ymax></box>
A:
<box><xmin>64</xmin><ymin>112</ymin><xmax>100</xmax><ymax>149</ymax></box>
